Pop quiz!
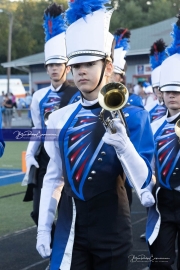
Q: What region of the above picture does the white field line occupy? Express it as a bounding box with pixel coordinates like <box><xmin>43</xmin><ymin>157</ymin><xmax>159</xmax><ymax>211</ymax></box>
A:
<box><xmin>20</xmin><ymin>259</ymin><xmax>49</xmax><ymax>270</ymax></box>
<box><xmin>132</xmin><ymin>217</ymin><xmax>147</xmax><ymax>225</ymax></box>
<box><xmin>0</xmin><ymin>172</ymin><xmax>24</xmax><ymax>179</ymax></box>
<box><xmin>0</xmin><ymin>225</ymin><xmax>36</xmax><ymax>241</ymax></box>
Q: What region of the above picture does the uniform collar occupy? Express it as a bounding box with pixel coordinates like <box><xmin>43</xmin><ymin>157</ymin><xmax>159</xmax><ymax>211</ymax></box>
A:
<box><xmin>157</xmin><ymin>100</ymin><xmax>164</xmax><ymax>105</ymax></box>
<box><xmin>81</xmin><ymin>97</ymin><xmax>100</xmax><ymax>109</ymax></box>
<box><xmin>166</xmin><ymin>111</ymin><xmax>180</xmax><ymax>123</ymax></box>
<box><xmin>51</xmin><ymin>83</ymin><xmax>62</xmax><ymax>92</ymax></box>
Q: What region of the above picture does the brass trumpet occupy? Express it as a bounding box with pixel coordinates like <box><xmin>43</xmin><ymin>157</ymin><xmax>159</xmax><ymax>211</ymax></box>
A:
<box><xmin>175</xmin><ymin>119</ymin><xmax>180</xmax><ymax>143</ymax></box>
<box><xmin>98</xmin><ymin>82</ymin><xmax>129</xmax><ymax>133</ymax></box>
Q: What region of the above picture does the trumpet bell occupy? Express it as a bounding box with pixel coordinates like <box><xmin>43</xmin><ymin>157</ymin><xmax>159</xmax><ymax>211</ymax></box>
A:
<box><xmin>98</xmin><ymin>82</ymin><xmax>129</xmax><ymax>111</ymax></box>
<box><xmin>175</xmin><ymin>119</ymin><xmax>180</xmax><ymax>138</ymax></box>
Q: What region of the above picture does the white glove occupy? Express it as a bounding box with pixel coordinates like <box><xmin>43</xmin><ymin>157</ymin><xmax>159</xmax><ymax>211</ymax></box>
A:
<box><xmin>140</xmin><ymin>191</ymin><xmax>155</xmax><ymax>207</ymax></box>
<box><xmin>103</xmin><ymin>118</ymin><xmax>151</xmax><ymax>203</ymax></box>
<box><xmin>36</xmin><ymin>230</ymin><xmax>51</xmax><ymax>258</ymax></box>
<box><xmin>26</xmin><ymin>154</ymin><xmax>39</xmax><ymax>174</ymax></box>
<box><xmin>140</xmin><ymin>180</ymin><xmax>155</xmax><ymax>207</ymax></box>
<box><xmin>102</xmin><ymin>118</ymin><xmax>129</xmax><ymax>155</ymax></box>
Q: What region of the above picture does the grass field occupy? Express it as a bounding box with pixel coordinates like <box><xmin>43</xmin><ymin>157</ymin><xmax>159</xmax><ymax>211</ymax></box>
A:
<box><xmin>0</xmin><ymin>183</ymin><xmax>34</xmax><ymax>237</ymax></box>
<box><xmin>0</xmin><ymin>141</ymin><xmax>28</xmax><ymax>169</ymax></box>
<box><xmin>0</xmin><ymin>142</ymin><xmax>34</xmax><ymax>237</ymax></box>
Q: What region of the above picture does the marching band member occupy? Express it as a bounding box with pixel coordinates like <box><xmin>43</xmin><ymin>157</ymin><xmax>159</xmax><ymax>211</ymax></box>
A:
<box><xmin>23</xmin><ymin>3</ymin><xmax>79</xmax><ymax>260</ymax></box>
<box><xmin>146</xmin><ymin>39</ymin><xmax>168</xmax><ymax>123</ymax></box>
<box><xmin>146</xmin><ymin>14</ymin><xmax>180</xmax><ymax>270</ymax></box>
<box><xmin>112</xmin><ymin>27</ymin><xmax>144</xmax><ymax>108</ymax></box>
<box><xmin>36</xmin><ymin>1</ymin><xmax>155</xmax><ymax>269</ymax></box>
<box><xmin>140</xmin><ymin>39</ymin><xmax>168</xmax><ymax>241</ymax></box>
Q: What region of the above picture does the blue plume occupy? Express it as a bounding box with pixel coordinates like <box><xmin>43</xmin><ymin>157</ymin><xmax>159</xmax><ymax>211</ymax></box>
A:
<box><xmin>65</xmin><ymin>0</ymin><xmax>110</xmax><ymax>25</ymax></box>
<box><xmin>114</xmin><ymin>35</ymin><xmax>130</xmax><ymax>51</ymax></box>
<box><xmin>150</xmin><ymin>51</ymin><xmax>167</xmax><ymax>70</ymax></box>
<box><xmin>166</xmin><ymin>23</ymin><xmax>180</xmax><ymax>56</ymax></box>
<box><xmin>43</xmin><ymin>13</ymin><xmax>67</xmax><ymax>42</ymax></box>
<box><xmin>149</xmin><ymin>39</ymin><xmax>167</xmax><ymax>70</ymax></box>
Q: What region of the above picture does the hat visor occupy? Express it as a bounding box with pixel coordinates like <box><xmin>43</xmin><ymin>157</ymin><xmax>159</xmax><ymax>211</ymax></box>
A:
<box><xmin>113</xmin><ymin>66</ymin><xmax>125</xmax><ymax>75</ymax></box>
<box><xmin>152</xmin><ymin>83</ymin><xmax>159</xmax><ymax>88</ymax></box>
<box><xmin>67</xmin><ymin>55</ymin><xmax>104</xmax><ymax>66</ymax></box>
<box><xmin>160</xmin><ymin>84</ymin><xmax>180</xmax><ymax>92</ymax></box>
<box><xmin>45</xmin><ymin>58</ymin><xmax>68</xmax><ymax>65</ymax></box>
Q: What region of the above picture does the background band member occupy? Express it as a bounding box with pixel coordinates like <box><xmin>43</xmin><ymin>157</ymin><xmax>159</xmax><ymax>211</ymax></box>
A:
<box><xmin>146</xmin><ymin>13</ymin><xmax>180</xmax><ymax>270</ymax></box>
<box><xmin>23</xmin><ymin>5</ymin><xmax>79</xmax><ymax>268</ymax></box>
<box><xmin>112</xmin><ymin>28</ymin><xmax>144</xmax><ymax>109</ymax></box>
<box><xmin>146</xmin><ymin>39</ymin><xmax>168</xmax><ymax>123</ymax></box>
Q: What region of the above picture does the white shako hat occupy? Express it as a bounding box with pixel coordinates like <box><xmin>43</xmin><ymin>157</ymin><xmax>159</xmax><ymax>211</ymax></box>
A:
<box><xmin>160</xmin><ymin>13</ymin><xmax>180</xmax><ymax>92</ymax></box>
<box><xmin>113</xmin><ymin>28</ymin><xmax>131</xmax><ymax>74</ymax></box>
<box><xmin>149</xmin><ymin>39</ymin><xmax>167</xmax><ymax>88</ymax></box>
<box><xmin>43</xmin><ymin>3</ymin><xmax>68</xmax><ymax>65</ymax></box>
<box><xmin>160</xmin><ymin>53</ymin><xmax>180</xmax><ymax>92</ymax></box>
<box><xmin>151</xmin><ymin>66</ymin><xmax>161</xmax><ymax>88</ymax></box>
<box><xmin>65</xmin><ymin>0</ymin><xmax>114</xmax><ymax>66</ymax></box>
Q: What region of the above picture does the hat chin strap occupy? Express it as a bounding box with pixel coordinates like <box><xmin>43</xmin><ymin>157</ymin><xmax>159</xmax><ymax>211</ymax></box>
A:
<box><xmin>71</xmin><ymin>58</ymin><xmax>108</xmax><ymax>101</ymax></box>
<box><xmin>59</xmin><ymin>64</ymin><xmax>67</xmax><ymax>81</ymax></box>
<box><xmin>51</xmin><ymin>64</ymin><xmax>67</xmax><ymax>85</ymax></box>
<box><xmin>87</xmin><ymin>58</ymin><xmax>108</xmax><ymax>94</ymax></box>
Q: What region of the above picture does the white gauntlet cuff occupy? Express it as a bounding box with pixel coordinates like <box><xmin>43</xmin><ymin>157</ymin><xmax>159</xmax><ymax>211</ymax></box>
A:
<box><xmin>116</xmin><ymin>140</ymin><xmax>150</xmax><ymax>199</ymax></box>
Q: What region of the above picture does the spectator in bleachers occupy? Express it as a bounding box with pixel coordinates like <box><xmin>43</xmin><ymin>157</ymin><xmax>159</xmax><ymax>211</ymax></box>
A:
<box><xmin>0</xmin><ymin>108</ymin><xmax>5</xmax><ymax>157</ymax></box>
<box><xmin>0</xmin><ymin>91</ymin><xmax>5</xmax><ymax>108</ymax></box>
<box><xmin>2</xmin><ymin>94</ymin><xmax>13</xmax><ymax>128</ymax></box>
<box><xmin>17</xmin><ymin>92</ymin><xmax>32</xmax><ymax>119</ymax></box>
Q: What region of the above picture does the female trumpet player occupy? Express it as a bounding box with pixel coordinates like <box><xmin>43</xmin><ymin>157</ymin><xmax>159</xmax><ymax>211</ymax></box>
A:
<box><xmin>36</xmin><ymin>1</ymin><xmax>155</xmax><ymax>269</ymax></box>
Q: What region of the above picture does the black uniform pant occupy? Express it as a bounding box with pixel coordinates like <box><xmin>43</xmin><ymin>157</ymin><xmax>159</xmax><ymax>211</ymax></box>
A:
<box><xmin>70</xmin><ymin>187</ymin><xmax>133</xmax><ymax>270</ymax></box>
<box><xmin>149</xmin><ymin>188</ymin><xmax>180</xmax><ymax>270</ymax></box>
<box><xmin>30</xmin><ymin>145</ymin><xmax>55</xmax><ymax>247</ymax></box>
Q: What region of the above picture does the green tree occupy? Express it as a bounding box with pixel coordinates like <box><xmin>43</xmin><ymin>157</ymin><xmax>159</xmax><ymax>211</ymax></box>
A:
<box><xmin>110</xmin><ymin>1</ymin><xmax>147</xmax><ymax>31</ymax></box>
<box><xmin>0</xmin><ymin>0</ymin><xmax>67</xmax><ymax>74</ymax></box>
<box><xmin>111</xmin><ymin>0</ymin><xmax>180</xmax><ymax>31</ymax></box>
<box><xmin>0</xmin><ymin>0</ymin><xmax>180</xmax><ymax>75</ymax></box>
<box><xmin>147</xmin><ymin>0</ymin><xmax>177</xmax><ymax>24</ymax></box>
